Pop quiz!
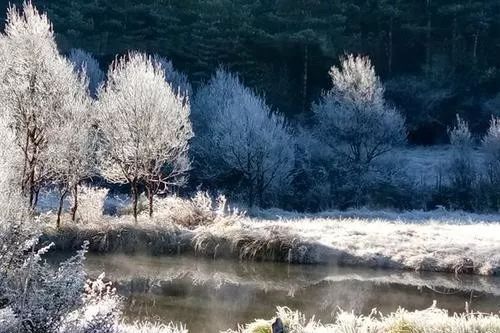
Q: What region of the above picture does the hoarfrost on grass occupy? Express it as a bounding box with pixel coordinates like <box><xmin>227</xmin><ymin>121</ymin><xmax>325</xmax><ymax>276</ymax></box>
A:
<box><xmin>44</xmin><ymin>195</ymin><xmax>500</xmax><ymax>275</ymax></box>
<box><xmin>193</xmin><ymin>208</ymin><xmax>500</xmax><ymax>275</ymax></box>
<box><xmin>227</xmin><ymin>305</ymin><xmax>500</xmax><ymax>333</ymax></box>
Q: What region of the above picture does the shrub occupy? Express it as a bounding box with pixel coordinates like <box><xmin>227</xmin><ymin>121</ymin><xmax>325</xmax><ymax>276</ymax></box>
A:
<box><xmin>59</xmin><ymin>273</ymin><xmax>121</xmax><ymax>333</ymax></box>
<box><xmin>74</xmin><ymin>186</ymin><xmax>109</xmax><ymax>223</ymax></box>
<box><xmin>443</xmin><ymin>116</ymin><xmax>478</xmax><ymax>210</ymax></box>
<box><xmin>482</xmin><ymin>117</ymin><xmax>500</xmax><ymax>186</ymax></box>
<box><xmin>152</xmin><ymin>191</ymin><xmax>244</xmax><ymax>228</ymax></box>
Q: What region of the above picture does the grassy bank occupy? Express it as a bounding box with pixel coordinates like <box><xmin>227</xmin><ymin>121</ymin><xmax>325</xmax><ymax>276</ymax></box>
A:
<box><xmin>107</xmin><ymin>305</ymin><xmax>500</xmax><ymax>333</ymax></box>
<box><xmin>192</xmin><ymin>217</ymin><xmax>500</xmax><ymax>275</ymax></box>
<box><xmin>227</xmin><ymin>305</ymin><xmax>500</xmax><ymax>333</ymax></box>
<box><xmin>41</xmin><ymin>194</ymin><xmax>500</xmax><ymax>276</ymax></box>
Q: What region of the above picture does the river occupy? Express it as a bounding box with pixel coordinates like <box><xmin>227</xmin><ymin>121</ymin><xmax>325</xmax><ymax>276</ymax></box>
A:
<box><xmin>75</xmin><ymin>253</ymin><xmax>500</xmax><ymax>333</ymax></box>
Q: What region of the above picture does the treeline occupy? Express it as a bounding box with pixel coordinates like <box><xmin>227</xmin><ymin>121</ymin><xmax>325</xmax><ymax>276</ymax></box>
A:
<box><xmin>2</xmin><ymin>2</ymin><xmax>500</xmax><ymax>216</ymax></box>
<box><xmin>4</xmin><ymin>0</ymin><xmax>500</xmax><ymax>144</ymax></box>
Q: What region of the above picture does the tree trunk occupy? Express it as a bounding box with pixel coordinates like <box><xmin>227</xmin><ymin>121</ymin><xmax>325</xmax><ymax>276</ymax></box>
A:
<box><xmin>33</xmin><ymin>188</ymin><xmax>40</xmax><ymax>208</ymax></box>
<box><xmin>147</xmin><ymin>182</ymin><xmax>154</xmax><ymax>218</ymax></box>
<box><xmin>71</xmin><ymin>183</ymin><xmax>79</xmax><ymax>221</ymax></box>
<box><xmin>56</xmin><ymin>190</ymin><xmax>68</xmax><ymax>229</ymax></box>
<box><xmin>21</xmin><ymin>131</ymin><xmax>29</xmax><ymax>195</ymax></box>
<box><xmin>131</xmin><ymin>180</ymin><xmax>139</xmax><ymax>222</ymax></box>
<box><xmin>28</xmin><ymin>167</ymin><xmax>35</xmax><ymax>209</ymax></box>
<box><xmin>302</xmin><ymin>44</ymin><xmax>309</xmax><ymax>113</ymax></box>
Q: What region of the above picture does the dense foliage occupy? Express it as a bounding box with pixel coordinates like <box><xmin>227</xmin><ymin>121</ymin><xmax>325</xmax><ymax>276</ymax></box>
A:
<box><xmin>2</xmin><ymin>2</ymin><xmax>500</xmax><ymax>213</ymax></box>
<box><xmin>192</xmin><ymin>68</ymin><xmax>295</xmax><ymax>206</ymax></box>
<box><xmin>3</xmin><ymin>0</ymin><xmax>500</xmax><ymax>144</ymax></box>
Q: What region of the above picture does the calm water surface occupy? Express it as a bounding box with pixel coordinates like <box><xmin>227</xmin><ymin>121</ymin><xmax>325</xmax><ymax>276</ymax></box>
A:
<box><xmin>81</xmin><ymin>254</ymin><xmax>500</xmax><ymax>333</ymax></box>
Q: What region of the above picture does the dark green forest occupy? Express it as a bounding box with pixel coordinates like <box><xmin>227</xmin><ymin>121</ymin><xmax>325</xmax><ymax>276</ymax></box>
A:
<box><xmin>4</xmin><ymin>0</ymin><xmax>499</xmax><ymax>144</ymax></box>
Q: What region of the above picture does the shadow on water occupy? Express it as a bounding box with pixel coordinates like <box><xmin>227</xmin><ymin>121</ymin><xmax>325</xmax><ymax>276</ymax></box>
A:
<box><xmin>50</xmin><ymin>253</ymin><xmax>499</xmax><ymax>333</ymax></box>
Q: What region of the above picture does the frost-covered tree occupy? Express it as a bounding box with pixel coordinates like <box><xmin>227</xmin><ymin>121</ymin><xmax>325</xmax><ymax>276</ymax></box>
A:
<box><xmin>97</xmin><ymin>52</ymin><xmax>193</xmax><ymax>219</ymax></box>
<box><xmin>0</xmin><ymin>6</ymin><xmax>87</xmax><ymax>327</ymax></box>
<box><xmin>313</xmin><ymin>55</ymin><xmax>406</xmax><ymax>174</ymax></box>
<box><xmin>69</xmin><ymin>48</ymin><xmax>105</xmax><ymax>98</ymax></box>
<box><xmin>153</xmin><ymin>54</ymin><xmax>192</xmax><ymax>101</ymax></box>
<box><xmin>192</xmin><ymin>69</ymin><xmax>295</xmax><ymax>207</ymax></box>
<box><xmin>482</xmin><ymin>117</ymin><xmax>500</xmax><ymax>184</ymax></box>
<box><xmin>0</xmin><ymin>2</ymin><xmax>90</xmax><ymax>208</ymax></box>
<box><xmin>447</xmin><ymin>115</ymin><xmax>476</xmax><ymax>192</ymax></box>
<box><xmin>46</xmin><ymin>102</ymin><xmax>97</xmax><ymax>226</ymax></box>
<box><xmin>311</xmin><ymin>55</ymin><xmax>407</xmax><ymax>207</ymax></box>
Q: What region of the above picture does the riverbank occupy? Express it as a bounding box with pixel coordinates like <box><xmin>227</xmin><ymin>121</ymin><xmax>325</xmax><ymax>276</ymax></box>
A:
<box><xmin>227</xmin><ymin>305</ymin><xmax>500</xmax><ymax>333</ymax></box>
<box><xmin>41</xmin><ymin>207</ymin><xmax>500</xmax><ymax>276</ymax></box>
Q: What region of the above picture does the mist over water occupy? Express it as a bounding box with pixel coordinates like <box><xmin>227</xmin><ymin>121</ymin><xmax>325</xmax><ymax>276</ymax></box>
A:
<box><xmin>71</xmin><ymin>254</ymin><xmax>500</xmax><ymax>333</ymax></box>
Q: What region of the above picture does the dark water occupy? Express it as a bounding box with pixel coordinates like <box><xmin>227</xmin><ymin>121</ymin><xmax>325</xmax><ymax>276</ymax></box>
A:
<box><xmin>77</xmin><ymin>254</ymin><xmax>500</xmax><ymax>333</ymax></box>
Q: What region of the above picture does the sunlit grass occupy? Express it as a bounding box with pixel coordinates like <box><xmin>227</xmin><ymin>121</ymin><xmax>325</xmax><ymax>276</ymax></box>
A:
<box><xmin>227</xmin><ymin>305</ymin><xmax>500</xmax><ymax>333</ymax></box>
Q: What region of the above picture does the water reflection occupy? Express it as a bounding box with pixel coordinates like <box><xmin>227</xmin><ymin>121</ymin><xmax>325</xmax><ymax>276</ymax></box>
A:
<box><xmin>82</xmin><ymin>254</ymin><xmax>500</xmax><ymax>333</ymax></box>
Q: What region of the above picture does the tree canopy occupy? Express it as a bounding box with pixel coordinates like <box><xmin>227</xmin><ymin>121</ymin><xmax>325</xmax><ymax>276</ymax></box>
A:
<box><xmin>3</xmin><ymin>0</ymin><xmax>498</xmax><ymax>144</ymax></box>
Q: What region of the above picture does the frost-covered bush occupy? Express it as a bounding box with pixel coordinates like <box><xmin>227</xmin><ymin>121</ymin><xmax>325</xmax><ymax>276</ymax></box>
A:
<box><xmin>59</xmin><ymin>273</ymin><xmax>121</xmax><ymax>333</ymax></box>
<box><xmin>0</xmin><ymin>185</ymin><xmax>89</xmax><ymax>333</ymax></box>
<box><xmin>448</xmin><ymin>115</ymin><xmax>477</xmax><ymax>194</ymax></box>
<box><xmin>472</xmin><ymin>117</ymin><xmax>500</xmax><ymax>211</ymax></box>
<box><xmin>192</xmin><ymin>68</ymin><xmax>295</xmax><ymax>207</ymax></box>
<box><xmin>5</xmin><ymin>246</ymin><xmax>87</xmax><ymax>332</ymax></box>
<box><xmin>482</xmin><ymin>117</ymin><xmax>500</xmax><ymax>184</ymax></box>
<box><xmin>449</xmin><ymin>115</ymin><xmax>474</xmax><ymax>149</ymax></box>
<box><xmin>150</xmin><ymin>191</ymin><xmax>243</xmax><ymax>228</ymax></box>
<box><xmin>74</xmin><ymin>186</ymin><xmax>110</xmax><ymax>223</ymax></box>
